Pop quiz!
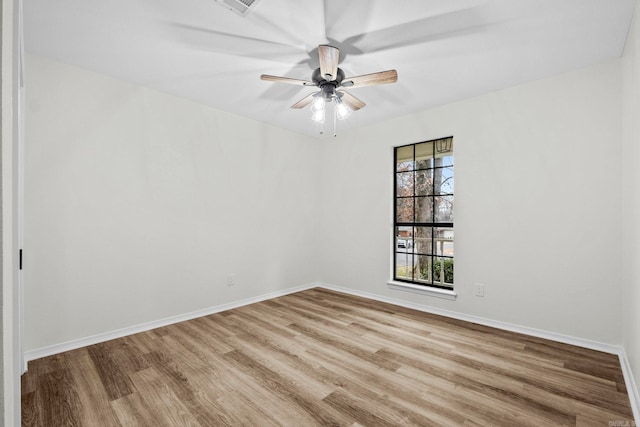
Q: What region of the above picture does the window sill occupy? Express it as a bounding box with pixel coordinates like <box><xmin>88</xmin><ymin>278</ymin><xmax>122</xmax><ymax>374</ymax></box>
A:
<box><xmin>387</xmin><ymin>280</ymin><xmax>457</xmax><ymax>300</ymax></box>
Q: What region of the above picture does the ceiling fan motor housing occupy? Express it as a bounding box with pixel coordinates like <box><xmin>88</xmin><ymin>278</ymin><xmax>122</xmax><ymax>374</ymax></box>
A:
<box><xmin>312</xmin><ymin>67</ymin><xmax>345</xmax><ymax>100</ymax></box>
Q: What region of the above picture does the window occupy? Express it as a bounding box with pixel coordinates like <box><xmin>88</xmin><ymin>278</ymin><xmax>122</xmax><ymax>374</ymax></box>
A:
<box><xmin>394</xmin><ymin>137</ymin><xmax>454</xmax><ymax>289</ymax></box>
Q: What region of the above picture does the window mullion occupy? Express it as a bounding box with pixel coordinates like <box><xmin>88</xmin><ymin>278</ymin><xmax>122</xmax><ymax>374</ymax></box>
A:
<box><xmin>412</xmin><ymin>144</ymin><xmax>416</xmax><ymax>282</ymax></box>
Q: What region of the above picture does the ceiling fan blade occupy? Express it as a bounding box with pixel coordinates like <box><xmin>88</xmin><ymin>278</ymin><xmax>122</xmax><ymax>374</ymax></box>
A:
<box><xmin>291</xmin><ymin>92</ymin><xmax>319</xmax><ymax>109</ymax></box>
<box><xmin>333</xmin><ymin>7</ymin><xmax>488</xmax><ymax>56</ymax></box>
<box><xmin>261</xmin><ymin>75</ymin><xmax>315</xmax><ymax>86</ymax></box>
<box><xmin>170</xmin><ymin>23</ymin><xmax>304</xmax><ymax>62</ymax></box>
<box><xmin>318</xmin><ymin>45</ymin><xmax>339</xmax><ymax>81</ymax></box>
<box><xmin>342</xmin><ymin>70</ymin><xmax>398</xmax><ymax>88</ymax></box>
<box><xmin>338</xmin><ymin>91</ymin><xmax>366</xmax><ymax>111</ymax></box>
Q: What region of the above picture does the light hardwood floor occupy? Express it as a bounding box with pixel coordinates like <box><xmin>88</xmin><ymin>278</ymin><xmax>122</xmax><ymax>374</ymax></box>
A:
<box><xmin>22</xmin><ymin>288</ymin><xmax>635</xmax><ymax>426</ymax></box>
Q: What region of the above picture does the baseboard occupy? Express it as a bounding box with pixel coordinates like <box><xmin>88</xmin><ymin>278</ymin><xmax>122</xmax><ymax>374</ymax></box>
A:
<box><xmin>23</xmin><ymin>282</ymin><xmax>317</xmax><ymax>367</ymax></box>
<box><xmin>28</xmin><ymin>281</ymin><xmax>624</xmax><ymax>360</ymax></box>
<box><xmin>317</xmin><ymin>282</ymin><xmax>623</xmax><ymax>355</ymax></box>
<box><xmin>619</xmin><ymin>349</ymin><xmax>640</xmax><ymax>423</ymax></box>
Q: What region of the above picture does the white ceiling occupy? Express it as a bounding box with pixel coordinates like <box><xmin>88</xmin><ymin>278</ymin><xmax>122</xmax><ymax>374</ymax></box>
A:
<box><xmin>24</xmin><ymin>0</ymin><xmax>635</xmax><ymax>138</ymax></box>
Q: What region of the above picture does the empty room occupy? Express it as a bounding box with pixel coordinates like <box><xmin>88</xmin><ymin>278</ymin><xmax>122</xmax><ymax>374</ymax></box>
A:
<box><xmin>2</xmin><ymin>0</ymin><xmax>640</xmax><ymax>425</ymax></box>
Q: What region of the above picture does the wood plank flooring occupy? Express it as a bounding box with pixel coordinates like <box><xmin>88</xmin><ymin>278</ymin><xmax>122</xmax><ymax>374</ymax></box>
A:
<box><xmin>22</xmin><ymin>288</ymin><xmax>635</xmax><ymax>426</ymax></box>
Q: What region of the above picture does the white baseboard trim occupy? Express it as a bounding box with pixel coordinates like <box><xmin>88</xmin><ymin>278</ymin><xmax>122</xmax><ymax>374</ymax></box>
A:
<box><xmin>317</xmin><ymin>282</ymin><xmax>623</xmax><ymax>354</ymax></box>
<box><xmin>23</xmin><ymin>282</ymin><xmax>317</xmax><ymax>367</ymax></box>
<box><xmin>619</xmin><ymin>349</ymin><xmax>640</xmax><ymax>424</ymax></box>
<box><xmin>27</xmin><ymin>280</ymin><xmax>625</xmax><ymax>360</ymax></box>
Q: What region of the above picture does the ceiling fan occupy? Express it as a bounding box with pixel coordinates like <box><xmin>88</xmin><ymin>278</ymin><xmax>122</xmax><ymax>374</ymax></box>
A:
<box><xmin>260</xmin><ymin>45</ymin><xmax>398</xmax><ymax>124</ymax></box>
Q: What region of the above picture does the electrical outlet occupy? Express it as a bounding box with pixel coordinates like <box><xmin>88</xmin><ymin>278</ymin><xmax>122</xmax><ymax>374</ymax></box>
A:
<box><xmin>227</xmin><ymin>274</ymin><xmax>235</xmax><ymax>286</ymax></box>
<box><xmin>473</xmin><ymin>283</ymin><xmax>485</xmax><ymax>297</ymax></box>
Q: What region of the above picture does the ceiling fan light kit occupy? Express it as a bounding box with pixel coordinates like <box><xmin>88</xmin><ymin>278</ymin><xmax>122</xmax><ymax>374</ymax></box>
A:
<box><xmin>335</xmin><ymin>96</ymin><xmax>352</xmax><ymax>120</ymax></box>
<box><xmin>260</xmin><ymin>44</ymin><xmax>397</xmax><ymax>134</ymax></box>
<box><xmin>310</xmin><ymin>96</ymin><xmax>326</xmax><ymax>123</ymax></box>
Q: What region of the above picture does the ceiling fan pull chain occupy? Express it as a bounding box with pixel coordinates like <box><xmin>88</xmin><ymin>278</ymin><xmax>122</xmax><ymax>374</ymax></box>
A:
<box><xmin>333</xmin><ymin>103</ymin><xmax>338</xmax><ymax>137</ymax></box>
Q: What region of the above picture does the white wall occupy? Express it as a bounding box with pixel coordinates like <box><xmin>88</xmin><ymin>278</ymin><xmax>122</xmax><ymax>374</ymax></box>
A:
<box><xmin>622</xmin><ymin>0</ymin><xmax>640</xmax><ymax>403</ymax></box>
<box><xmin>319</xmin><ymin>60</ymin><xmax>623</xmax><ymax>345</ymax></box>
<box><xmin>24</xmin><ymin>54</ymin><xmax>320</xmax><ymax>352</ymax></box>
<box><xmin>24</xmin><ymin>50</ymin><xmax>629</xmax><ymax>356</ymax></box>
